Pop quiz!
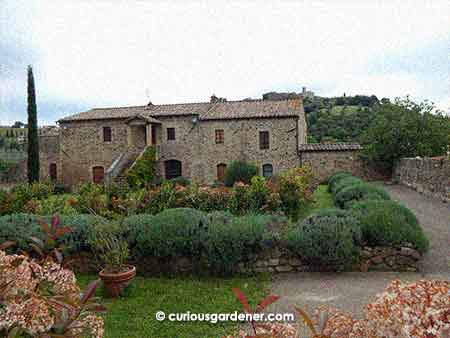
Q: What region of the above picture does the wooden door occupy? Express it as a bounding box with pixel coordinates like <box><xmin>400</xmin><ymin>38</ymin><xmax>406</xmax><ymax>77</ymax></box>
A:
<box><xmin>217</xmin><ymin>163</ymin><xmax>227</xmax><ymax>183</ymax></box>
<box><xmin>49</xmin><ymin>163</ymin><xmax>57</xmax><ymax>181</ymax></box>
<box><xmin>92</xmin><ymin>166</ymin><xmax>105</xmax><ymax>184</ymax></box>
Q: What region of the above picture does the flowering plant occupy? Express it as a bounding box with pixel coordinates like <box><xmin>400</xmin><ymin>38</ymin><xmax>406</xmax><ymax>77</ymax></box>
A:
<box><xmin>0</xmin><ymin>249</ymin><xmax>105</xmax><ymax>338</ymax></box>
<box><xmin>227</xmin><ymin>279</ymin><xmax>450</xmax><ymax>338</ymax></box>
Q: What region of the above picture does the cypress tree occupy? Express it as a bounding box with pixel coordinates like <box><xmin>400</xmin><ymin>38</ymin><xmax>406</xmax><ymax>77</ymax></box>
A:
<box><xmin>27</xmin><ymin>65</ymin><xmax>40</xmax><ymax>183</ymax></box>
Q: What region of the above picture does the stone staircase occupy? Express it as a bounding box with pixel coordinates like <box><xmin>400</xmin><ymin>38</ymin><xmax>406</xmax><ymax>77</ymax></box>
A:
<box><xmin>105</xmin><ymin>147</ymin><xmax>145</xmax><ymax>186</ymax></box>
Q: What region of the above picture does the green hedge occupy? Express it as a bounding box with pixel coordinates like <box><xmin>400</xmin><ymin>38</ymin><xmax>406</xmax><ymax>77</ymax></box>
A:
<box><xmin>352</xmin><ymin>200</ymin><xmax>429</xmax><ymax>253</ymax></box>
<box><xmin>330</xmin><ymin>176</ymin><xmax>363</xmax><ymax>195</ymax></box>
<box><xmin>327</xmin><ymin>171</ymin><xmax>353</xmax><ymax>192</ymax></box>
<box><xmin>286</xmin><ymin>208</ymin><xmax>361</xmax><ymax>269</ymax></box>
<box><xmin>334</xmin><ymin>183</ymin><xmax>390</xmax><ymax>208</ymax></box>
<box><xmin>129</xmin><ymin>208</ymin><xmax>207</xmax><ymax>258</ymax></box>
<box><xmin>0</xmin><ymin>213</ymin><xmax>45</xmax><ymax>251</ymax></box>
<box><xmin>203</xmin><ymin>214</ymin><xmax>272</xmax><ymax>275</ymax></box>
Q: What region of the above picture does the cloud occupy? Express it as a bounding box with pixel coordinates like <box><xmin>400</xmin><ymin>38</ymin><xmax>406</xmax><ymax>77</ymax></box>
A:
<box><xmin>1</xmin><ymin>0</ymin><xmax>449</xmax><ymax>124</ymax></box>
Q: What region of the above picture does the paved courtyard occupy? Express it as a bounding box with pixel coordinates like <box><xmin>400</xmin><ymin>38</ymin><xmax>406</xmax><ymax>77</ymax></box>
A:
<box><xmin>269</xmin><ymin>184</ymin><xmax>450</xmax><ymax>325</ymax></box>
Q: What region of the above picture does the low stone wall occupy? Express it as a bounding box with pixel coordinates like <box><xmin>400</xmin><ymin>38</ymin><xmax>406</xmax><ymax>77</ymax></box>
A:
<box><xmin>299</xmin><ymin>148</ymin><xmax>389</xmax><ymax>183</ymax></box>
<box><xmin>66</xmin><ymin>245</ymin><xmax>422</xmax><ymax>275</ymax></box>
<box><xmin>394</xmin><ymin>157</ymin><xmax>450</xmax><ymax>203</ymax></box>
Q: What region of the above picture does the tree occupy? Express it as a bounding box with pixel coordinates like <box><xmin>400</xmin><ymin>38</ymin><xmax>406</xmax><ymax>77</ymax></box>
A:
<box><xmin>27</xmin><ymin>65</ymin><xmax>40</xmax><ymax>183</ymax></box>
<box><xmin>362</xmin><ymin>97</ymin><xmax>450</xmax><ymax>171</ymax></box>
<box><xmin>12</xmin><ymin>121</ymin><xmax>25</xmax><ymax>128</ymax></box>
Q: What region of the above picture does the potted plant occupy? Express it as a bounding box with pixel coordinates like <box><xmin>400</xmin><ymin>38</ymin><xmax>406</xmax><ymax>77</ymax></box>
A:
<box><xmin>93</xmin><ymin>228</ymin><xmax>136</xmax><ymax>298</ymax></box>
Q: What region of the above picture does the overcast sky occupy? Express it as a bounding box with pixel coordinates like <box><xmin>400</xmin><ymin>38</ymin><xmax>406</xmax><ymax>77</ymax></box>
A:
<box><xmin>1</xmin><ymin>0</ymin><xmax>449</xmax><ymax>125</ymax></box>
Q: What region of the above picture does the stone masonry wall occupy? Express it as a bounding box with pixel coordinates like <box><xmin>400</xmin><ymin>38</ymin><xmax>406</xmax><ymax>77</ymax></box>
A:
<box><xmin>58</xmin><ymin>115</ymin><xmax>305</xmax><ymax>186</ymax></box>
<box><xmin>67</xmin><ymin>245</ymin><xmax>422</xmax><ymax>276</ymax></box>
<box><xmin>39</xmin><ymin>135</ymin><xmax>60</xmax><ymax>183</ymax></box>
<box><xmin>394</xmin><ymin>157</ymin><xmax>450</xmax><ymax>202</ymax></box>
<box><xmin>300</xmin><ymin>150</ymin><xmax>388</xmax><ymax>183</ymax></box>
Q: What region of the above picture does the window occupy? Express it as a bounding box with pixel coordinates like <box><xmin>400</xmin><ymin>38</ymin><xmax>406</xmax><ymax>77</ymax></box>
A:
<box><xmin>92</xmin><ymin>166</ymin><xmax>105</xmax><ymax>184</ymax></box>
<box><xmin>217</xmin><ymin>163</ymin><xmax>227</xmax><ymax>182</ymax></box>
<box><xmin>167</xmin><ymin>128</ymin><xmax>176</xmax><ymax>141</ymax></box>
<box><xmin>215</xmin><ymin>129</ymin><xmax>224</xmax><ymax>144</ymax></box>
<box><xmin>262</xmin><ymin>164</ymin><xmax>273</xmax><ymax>178</ymax></box>
<box><xmin>259</xmin><ymin>131</ymin><xmax>270</xmax><ymax>150</ymax></box>
<box><xmin>49</xmin><ymin>163</ymin><xmax>57</xmax><ymax>182</ymax></box>
<box><xmin>164</xmin><ymin>160</ymin><xmax>182</xmax><ymax>179</ymax></box>
<box><xmin>103</xmin><ymin>126</ymin><xmax>112</xmax><ymax>142</ymax></box>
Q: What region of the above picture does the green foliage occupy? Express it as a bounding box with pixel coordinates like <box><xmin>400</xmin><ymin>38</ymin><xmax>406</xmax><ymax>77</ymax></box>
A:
<box><xmin>36</xmin><ymin>194</ymin><xmax>78</xmax><ymax>216</ymax></box>
<box><xmin>126</xmin><ymin>146</ymin><xmax>157</xmax><ymax>188</ymax></box>
<box><xmin>327</xmin><ymin>171</ymin><xmax>353</xmax><ymax>192</ymax></box>
<box><xmin>330</xmin><ymin>176</ymin><xmax>363</xmax><ymax>195</ymax></box>
<box><xmin>202</xmin><ymin>214</ymin><xmax>273</xmax><ymax>275</ymax></box>
<box><xmin>58</xmin><ymin>214</ymin><xmax>108</xmax><ymax>254</ymax></box>
<box><xmin>89</xmin><ymin>223</ymin><xmax>130</xmax><ymax>273</ymax></box>
<box><xmin>248</xmin><ymin>176</ymin><xmax>269</xmax><ymax>211</ymax></box>
<box><xmin>122</xmin><ymin>213</ymin><xmax>154</xmax><ymax>249</ymax></box>
<box><xmin>129</xmin><ymin>208</ymin><xmax>207</xmax><ymax>258</ymax></box>
<box><xmin>168</xmin><ymin>176</ymin><xmax>191</xmax><ymax>186</ymax></box>
<box><xmin>286</xmin><ymin>208</ymin><xmax>361</xmax><ymax>269</ymax></box>
<box><xmin>229</xmin><ymin>182</ymin><xmax>251</xmax><ymax>215</ymax></box>
<box><xmin>0</xmin><ymin>213</ymin><xmax>45</xmax><ymax>251</ymax></box>
<box><xmin>27</xmin><ymin>65</ymin><xmax>40</xmax><ymax>183</ymax></box>
<box><xmin>334</xmin><ymin>182</ymin><xmax>390</xmax><ymax>209</ymax></box>
<box><xmin>352</xmin><ymin>200</ymin><xmax>429</xmax><ymax>253</ymax></box>
<box><xmin>362</xmin><ymin>97</ymin><xmax>450</xmax><ymax>170</ymax></box>
<box><xmin>143</xmin><ymin>181</ymin><xmax>178</xmax><ymax>214</ymax></box>
<box><xmin>224</xmin><ymin>160</ymin><xmax>258</xmax><ymax>187</ymax></box>
<box><xmin>305</xmin><ymin>95</ymin><xmax>380</xmax><ymax>143</ymax></box>
<box><xmin>278</xmin><ymin>167</ymin><xmax>313</xmax><ymax>221</ymax></box>
<box><xmin>5</xmin><ymin>183</ymin><xmax>54</xmax><ymax>213</ymax></box>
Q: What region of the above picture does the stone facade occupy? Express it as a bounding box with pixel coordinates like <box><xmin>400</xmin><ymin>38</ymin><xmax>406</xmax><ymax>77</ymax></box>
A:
<box><xmin>394</xmin><ymin>157</ymin><xmax>450</xmax><ymax>202</ymax></box>
<box><xmin>52</xmin><ymin>98</ymin><xmax>308</xmax><ymax>186</ymax></box>
<box><xmin>39</xmin><ymin>133</ymin><xmax>60</xmax><ymax>182</ymax></box>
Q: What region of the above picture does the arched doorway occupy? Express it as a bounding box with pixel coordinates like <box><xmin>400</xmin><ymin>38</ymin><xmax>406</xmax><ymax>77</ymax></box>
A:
<box><xmin>164</xmin><ymin>160</ymin><xmax>182</xmax><ymax>179</ymax></box>
<box><xmin>217</xmin><ymin>163</ymin><xmax>227</xmax><ymax>183</ymax></box>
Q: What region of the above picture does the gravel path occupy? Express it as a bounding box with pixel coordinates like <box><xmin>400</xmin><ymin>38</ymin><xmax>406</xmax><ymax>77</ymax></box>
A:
<box><xmin>268</xmin><ymin>184</ymin><xmax>450</xmax><ymax>327</ymax></box>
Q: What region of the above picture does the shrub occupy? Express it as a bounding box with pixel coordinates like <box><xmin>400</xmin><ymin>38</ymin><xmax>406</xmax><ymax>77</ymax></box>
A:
<box><xmin>168</xmin><ymin>176</ymin><xmax>191</xmax><ymax>187</ymax></box>
<box><xmin>203</xmin><ymin>214</ymin><xmax>270</xmax><ymax>275</ymax></box>
<box><xmin>0</xmin><ymin>189</ymin><xmax>12</xmax><ymax>215</ymax></box>
<box><xmin>37</xmin><ymin>194</ymin><xmax>79</xmax><ymax>216</ymax></box>
<box><xmin>279</xmin><ymin>167</ymin><xmax>313</xmax><ymax>220</ymax></box>
<box><xmin>8</xmin><ymin>182</ymin><xmax>54</xmax><ymax>212</ymax></box>
<box><xmin>122</xmin><ymin>213</ymin><xmax>154</xmax><ymax>250</ymax></box>
<box><xmin>334</xmin><ymin>183</ymin><xmax>390</xmax><ymax>208</ymax></box>
<box><xmin>143</xmin><ymin>181</ymin><xmax>178</xmax><ymax>214</ymax></box>
<box><xmin>286</xmin><ymin>208</ymin><xmax>361</xmax><ymax>269</ymax></box>
<box><xmin>248</xmin><ymin>176</ymin><xmax>269</xmax><ymax>211</ymax></box>
<box><xmin>327</xmin><ymin>171</ymin><xmax>352</xmax><ymax>192</ymax></box>
<box><xmin>0</xmin><ymin>213</ymin><xmax>46</xmax><ymax>251</ymax></box>
<box><xmin>229</xmin><ymin>182</ymin><xmax>251</xmax><ymax>215</ymax></box>
<box><xmin>129</xmin><ymin>208</ymin><xmax>207</xmax><ymax>258</ymax></box>
<box><xmin>58</xmin><ymin>214</ymin><xmax>108</xmax><ymax>254</ymax></box>
<box><xmin>352</xmin><ymin>200</ymin><xmax>429</xmax><ymax>252</ymax></box>
<box><xmin>330</xmin><ymin>176</ymin><xmax>363</xmax><ymax>195</ymax></box>
<box><xmin>190</xmin><ymin>186</ymin><xmax>231</xmax><ymax>212</ymax></box>
<box><xmin>224</xmin><ymin>160</ymin><xmax>258</xmax><ymax>187</ymax></box>
<box><xmin>126</xmin><ymin>146</ymin><xmax>157</xmax><ymax>188</ymax></box>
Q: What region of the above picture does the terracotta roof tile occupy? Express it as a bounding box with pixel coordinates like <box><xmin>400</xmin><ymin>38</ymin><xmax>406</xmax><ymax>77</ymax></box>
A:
<box><xmin>298</xmin><ymin>143</ymin><xmax>363</xmax><ymax>152</ymax></box>
<box><xmin>58</xmin><ymin>98</ymin><xmax>303</xmax><ymax>122</ymax></box>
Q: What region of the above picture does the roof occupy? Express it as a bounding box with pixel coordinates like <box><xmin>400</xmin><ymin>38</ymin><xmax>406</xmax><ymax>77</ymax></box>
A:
<box><xmin>58</xmin><ymin>98</ymin><xmax>303</xmax><ymax>123</ymax></box>
<box><xmin>298</xmin><ymin>143</ymin><xmax>363</xmax><ymax>152</ymax></box>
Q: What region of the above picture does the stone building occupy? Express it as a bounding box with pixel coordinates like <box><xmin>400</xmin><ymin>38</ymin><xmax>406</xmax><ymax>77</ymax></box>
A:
<box><xmin>51</xmin><ymin>96</ymin><xmax>308</xmax><ymax>186</ymax></box>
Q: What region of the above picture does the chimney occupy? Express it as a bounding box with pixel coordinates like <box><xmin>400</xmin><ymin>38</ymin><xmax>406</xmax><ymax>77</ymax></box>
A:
<box><xmin>210</xmin><ymin>94</ymin><xmax>219</xmax><ymax>103</ymax></box>
<box><xmin>302</xmin><ymin>86</ymin><xmax>307</xmax><ymax>94</ymax></box>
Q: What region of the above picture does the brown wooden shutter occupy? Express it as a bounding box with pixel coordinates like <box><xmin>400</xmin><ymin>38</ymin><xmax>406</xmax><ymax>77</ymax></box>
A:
<box><xmin>103</xmin><ymin>127</ymin><xmax>112</xmax><ymax>142</ymax></box>
<box><xmin>92</xmin><ymin>166</ymin><xmax>105</xmax><ymax>184</ymax></box>
<box><xmin>259</xmin><ymin>131</ymin><xmax>269</xmax><ymax>149</ymax></box>
<box><xmin>217</xmin><ymin>163</ymin><xmax>227</xmax><ymax>182</ymax></box>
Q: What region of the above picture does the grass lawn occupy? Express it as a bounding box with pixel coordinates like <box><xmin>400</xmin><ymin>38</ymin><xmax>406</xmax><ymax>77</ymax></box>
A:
<box><xmin>298</xmin><ymin>184</ymin><xmax>333</xmax><ymax>219</ymax></box>
<box><xmin>78</xmin><ymin>275</ymin><xmax>268</xmax><ymax>338</ymax></box>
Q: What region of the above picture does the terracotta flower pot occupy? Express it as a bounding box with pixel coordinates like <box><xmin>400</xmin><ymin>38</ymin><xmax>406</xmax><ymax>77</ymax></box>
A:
<box><xmin>99</xmin><ymin>264</ymin><xmax>136</xmax><ymax>298</ymax></box>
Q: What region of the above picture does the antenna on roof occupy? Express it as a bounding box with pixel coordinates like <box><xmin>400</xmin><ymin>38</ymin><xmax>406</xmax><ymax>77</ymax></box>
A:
<box><xmin>145</xmin><ymin>88</ymin><xmax>153</xmax><ymax>106</ymax></box>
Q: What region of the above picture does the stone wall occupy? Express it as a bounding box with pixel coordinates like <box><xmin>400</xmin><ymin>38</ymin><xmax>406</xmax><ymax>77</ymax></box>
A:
<box><xmin>39</xmin><ymin>134</ymin><xmax>60</xmax><ymax>182</ymax></box>
<box><xmin>66</xmin><ymin>245</ymin><xmax>422</xmax><ymax>276</ymax></box>
<box><xmin>299</xmin><ymin>149</ymin><xmax>388</xmax><ymax>183</ymax></box>
<box><xmin>393</xmin><ymin>157</ymin><xmax>450</xmax><ymax>202</ymax></box>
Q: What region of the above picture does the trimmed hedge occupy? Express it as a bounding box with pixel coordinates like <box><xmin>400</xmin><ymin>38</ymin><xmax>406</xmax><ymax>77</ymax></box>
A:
<box><xmin>352</xmin><ymin>200</ymin><xmax>429</xmax><ymax>253</ymax></box>
<box><xmin>334</xmin><ymin>183</ymin><xmax>390</xmax><ymax>208</ymax></box>
<box><xmin>327</xmin><ymin>171</ymin><xmax>353</xmax><ymax>192</ymax></box>
<box><xmin>330</xmin><ymin>176</ymin><xmax>363</xmax><ymax>195</ymax></box>
<box><xmin>286</xmin><ymin>208</ymin><xmax>361</xmax><ymax>269</ymax></box>
<box><xmin>203</xmin><ymin>214</ymin><xmax>271</xmax><ymax>275</ymax></box>
<box><xmin>129</xmin><ymin>208</ymin><xmax>207</xmax><ymax>258</ymax></box>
